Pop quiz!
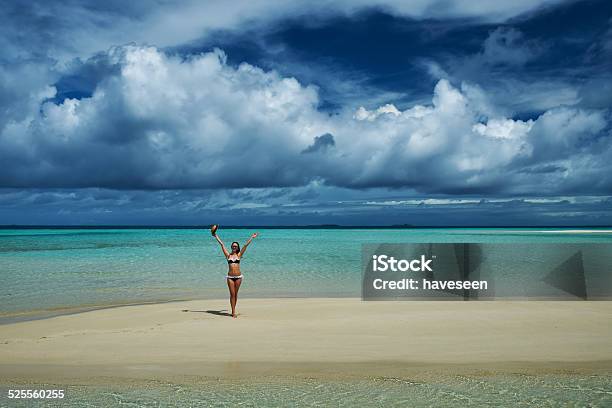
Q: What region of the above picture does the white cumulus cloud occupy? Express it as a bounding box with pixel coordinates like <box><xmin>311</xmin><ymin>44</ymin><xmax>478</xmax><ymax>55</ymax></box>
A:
<box><xmin>0</xmin><ymin>45</ymin><xmax>610</xmax><ymax>196</ymax></box>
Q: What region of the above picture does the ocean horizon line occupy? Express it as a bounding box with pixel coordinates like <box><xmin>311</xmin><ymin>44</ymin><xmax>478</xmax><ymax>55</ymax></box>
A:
<box><xmin>1</xmin><ymin>224</ymin><xmax>612</xmax><ymax>230</ymax></box>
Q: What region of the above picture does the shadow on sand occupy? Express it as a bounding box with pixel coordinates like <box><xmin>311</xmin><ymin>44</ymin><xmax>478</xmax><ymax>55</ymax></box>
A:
<box><xmin>181</xmin><ymin>309</ymin><xmax>232</xmax><ymax>317</ymax></box>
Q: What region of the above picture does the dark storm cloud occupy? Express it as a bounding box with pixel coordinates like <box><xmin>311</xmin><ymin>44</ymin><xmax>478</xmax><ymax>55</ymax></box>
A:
<box><xmin>518</xmin><ymin>164</ymin><xmax>567</xmax><ymax>174</ymax></box>
<box><xmin>1</xmin><ymin>187</ymin><xmax>611</xmax><ymax>226</ymax></box>
<box><xmin>301</xmin><ymin>133</ymin><xmax>335</xmax><ymax>154</ymax></box>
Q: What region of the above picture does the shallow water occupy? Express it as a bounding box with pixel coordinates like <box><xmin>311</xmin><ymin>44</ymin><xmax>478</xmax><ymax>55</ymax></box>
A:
<box><xmin>2</xmin><ymin>373</ymin><xmax>611</xmax><ymax>407</ymax></box>
<box><xmin>1</xmin><ymin>228</ymin><xmax>611</xmax><ymax>316</ymax></box>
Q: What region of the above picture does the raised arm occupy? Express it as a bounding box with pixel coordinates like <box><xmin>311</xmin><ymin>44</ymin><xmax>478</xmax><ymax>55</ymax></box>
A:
<box><xmin>240</xmin><ymin>232</ymin><xmax>258</xmax><ymax>256</ymax></box>
<box><xmin>214</xmin><ymin>233</ymin><xmax>230</xmax><ymax>258</ymax></box>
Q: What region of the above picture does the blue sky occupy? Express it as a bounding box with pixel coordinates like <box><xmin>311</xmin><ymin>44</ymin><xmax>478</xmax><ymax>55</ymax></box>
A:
<box><xmin>0</xmin><ymin>0</ymin><xmax>611</xmax><ymax>226</ymax></box>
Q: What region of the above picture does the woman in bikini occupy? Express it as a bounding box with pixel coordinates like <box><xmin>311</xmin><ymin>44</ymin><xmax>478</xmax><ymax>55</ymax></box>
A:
<box><xmin>211</xmin><ymin>225</ymin><xmax>258</xmax><ymax>318</ymax></box>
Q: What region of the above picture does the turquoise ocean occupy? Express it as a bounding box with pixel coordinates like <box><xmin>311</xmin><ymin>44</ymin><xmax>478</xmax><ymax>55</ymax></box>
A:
<box><xmin>1</xmin><ymin>227</ymin><xmax>611</xmax><ymax>319</ymax></box>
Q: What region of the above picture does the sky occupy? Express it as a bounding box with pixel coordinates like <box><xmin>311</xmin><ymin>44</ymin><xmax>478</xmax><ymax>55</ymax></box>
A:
<box><xmin>0</xmin><ymin>0</ymin><xmax>611</xmax><ymax>226</ymax></box>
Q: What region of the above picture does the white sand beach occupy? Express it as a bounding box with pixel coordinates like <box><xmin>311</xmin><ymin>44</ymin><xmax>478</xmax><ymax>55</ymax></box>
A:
<box><xmin>1</xmin><ymin>298</ymin><xmax>611</xmax><ymax>384</ymax></box>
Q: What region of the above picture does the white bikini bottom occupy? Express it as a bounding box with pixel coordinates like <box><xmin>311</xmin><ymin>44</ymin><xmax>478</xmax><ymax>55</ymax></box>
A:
<box><xmin>226</xmin><ymin>275</ymin><xmax>243</xmax><ymax>280</ymax></box>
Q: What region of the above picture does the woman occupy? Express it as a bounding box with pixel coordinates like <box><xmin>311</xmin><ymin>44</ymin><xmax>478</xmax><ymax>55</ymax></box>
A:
<box><xmin>211</xmin><ymin>225</ymin><xmax>258</xmax><ymax>318</ymax></box>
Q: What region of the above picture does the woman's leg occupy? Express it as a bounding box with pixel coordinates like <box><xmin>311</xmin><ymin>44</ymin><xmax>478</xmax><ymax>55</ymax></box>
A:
<box><xmin>227</xmin><ymin>278</ymin><xmax>237</xmax><ymax>317</ymax></box>
<box><xmin>233</xmin><ymin>278</ymin><xmax>242</xmax><ymax>318</ymax></box>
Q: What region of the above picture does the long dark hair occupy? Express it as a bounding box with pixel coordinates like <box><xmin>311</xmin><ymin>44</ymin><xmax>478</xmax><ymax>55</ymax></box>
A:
<box><xmin>231</xmin><ymin>241</ymin><xmax>240</xmax><ymax>254</ymax></box>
